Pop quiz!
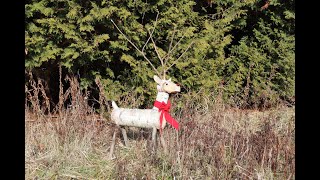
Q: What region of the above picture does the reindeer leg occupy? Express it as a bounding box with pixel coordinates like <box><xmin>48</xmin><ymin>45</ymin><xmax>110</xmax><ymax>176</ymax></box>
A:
<box><xmin>120</xmin><ymin>126</ymin><xmax>129</xmax><ymax>147</ymax></box>
<box><xmin>152</xmin><ymin>127</ymin><xmax>157</xmax><ymax>153</ymax></box>
<box><xmin>160</xmin><ymin>133</ymin><xmax>168</xmax><ymax>154</ymax></box>
<box><xmin>109</xmin><ymin>128</ymin><xmax>117</xmax><ymax>159</ymax></box>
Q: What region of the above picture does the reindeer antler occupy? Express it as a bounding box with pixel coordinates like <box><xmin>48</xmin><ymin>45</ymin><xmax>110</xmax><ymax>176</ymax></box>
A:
<box><xmin>111</xmin><ymin>14</ymin><xmax>194</xmax><ymax>80</ymax></box>
<box><xmin>147</xmin><ymin>28</ymin><xmax>166</xmax><ymax>79</ymax></box>
<box><xmin>110</xmin><ymin>19</ymin><xmax>161</xmax><ymax>78</ymax></box>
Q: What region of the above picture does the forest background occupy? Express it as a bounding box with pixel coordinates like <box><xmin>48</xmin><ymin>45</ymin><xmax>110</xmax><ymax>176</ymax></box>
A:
<box><xmin>25</xmin><ymin>0</ymin><xmax>295</xmax><ymax>110</ymax></box>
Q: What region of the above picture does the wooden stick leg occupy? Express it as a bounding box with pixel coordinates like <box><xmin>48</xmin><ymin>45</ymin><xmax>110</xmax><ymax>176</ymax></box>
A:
<box><xmin>160</xmin><ymin>134</ymin><xmax>168</xmax><ymax>154</ymax></box>
<box><xmin>152</xmin><ymin>127</ymin><xmax>157</xmax><ymax>153</ymax></box>
<box><xmin>121</xmin><ymin>127</ymin><xmax>129</xmax><ymax>147</ymax></box>
<box><xmin>109</xmin><ymin>129</ymin><xmax>117</xmax><ymax>159</ymax></box>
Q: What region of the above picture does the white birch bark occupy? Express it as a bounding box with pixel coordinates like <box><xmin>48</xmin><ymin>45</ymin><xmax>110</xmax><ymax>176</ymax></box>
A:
<box><xmin>111</xmin><ymin>92</ymin><xmax>170</xmax><ymax>129</ymax></box>
<box><xmin>111</xmin><ymin>108</ymin><xmax>164</xmax><ymax>129</ymax></box>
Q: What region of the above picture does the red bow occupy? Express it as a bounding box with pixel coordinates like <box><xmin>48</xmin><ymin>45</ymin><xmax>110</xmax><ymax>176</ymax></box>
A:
<box><xmin>153</xmin><ymin>100</ymin><xmax>179</xmax><ymax>133</ymax></box>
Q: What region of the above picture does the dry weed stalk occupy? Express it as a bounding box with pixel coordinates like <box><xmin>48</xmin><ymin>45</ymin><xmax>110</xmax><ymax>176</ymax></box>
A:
<box><xmin>25</xmin><ymin>71</ymin><xmax>51</xmax><ymax>120</ymax></box>
<box><xmin>57</xmin><ymin>64</ymin><xmax>64</xmax><ymax>113</ymax></box>
<box><xmin>94</xmin><ymin>76</ymin><xmax>111</xmax><ymax>117</ymax></box>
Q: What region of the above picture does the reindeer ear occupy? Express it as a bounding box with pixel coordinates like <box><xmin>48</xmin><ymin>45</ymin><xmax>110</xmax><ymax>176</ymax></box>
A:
<box><xmin>153</xmin><ymin>75</ymin><xmax>162</xmax><ymax>84</ymax></box>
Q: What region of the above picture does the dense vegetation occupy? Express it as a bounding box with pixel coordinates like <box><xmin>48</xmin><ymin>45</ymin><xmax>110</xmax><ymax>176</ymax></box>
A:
<box><xmin>25</xmin><ymin>0</ymin><xmax>295</xmax><ymax>109</ymax></box>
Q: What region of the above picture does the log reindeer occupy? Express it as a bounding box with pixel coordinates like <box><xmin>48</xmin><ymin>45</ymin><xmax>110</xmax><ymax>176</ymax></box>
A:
<box><xmin>110</xmin><ymin>75</ymin><xmax>180</xmax><ymax>155</ymax></box>
<box><xmin>109</xmin><ymin>15</ymin><xmax>193</xmax><ymax>158</ymax></box>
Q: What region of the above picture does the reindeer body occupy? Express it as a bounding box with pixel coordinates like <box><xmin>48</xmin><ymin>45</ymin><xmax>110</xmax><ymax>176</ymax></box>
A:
<box><xmin>111</xmin><ymin>108</ymin><xmax>163</xmax><ymax>129</ymax></box>
<box><xmin>109</xmin><ymin>76</ymin><xmax>180</xmax><ymax>158</ymax></box>
<box><xmin>111</xmin><ymin>92</ymin><xmax>169</xmax><ymax>129</ymax></box>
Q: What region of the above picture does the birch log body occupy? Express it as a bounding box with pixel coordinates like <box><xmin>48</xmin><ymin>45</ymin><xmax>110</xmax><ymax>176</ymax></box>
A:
<box><xmin>111</xmin><ymin>108</ymin><xmax>166</xmax><ymax>129</ymax></box>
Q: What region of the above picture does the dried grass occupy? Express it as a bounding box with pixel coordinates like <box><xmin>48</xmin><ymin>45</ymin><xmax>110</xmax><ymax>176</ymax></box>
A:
<box><xmin>25</xmin><ymin>75</ymin><xmax>295</xmax><ymax>179</ymax></box>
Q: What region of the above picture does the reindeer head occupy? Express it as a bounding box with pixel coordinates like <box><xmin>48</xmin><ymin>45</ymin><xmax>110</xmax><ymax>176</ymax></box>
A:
<box><xmin>153</xmin><ymin>75</ymin><xmax>180</xmax><ymax>94</ymax></box>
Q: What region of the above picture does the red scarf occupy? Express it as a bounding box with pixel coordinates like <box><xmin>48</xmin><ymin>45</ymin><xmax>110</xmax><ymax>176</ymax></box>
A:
<box><xmin>153</xmin><ymin>100</ymin><xmax>179</xmax><ymax>134</ymax></box>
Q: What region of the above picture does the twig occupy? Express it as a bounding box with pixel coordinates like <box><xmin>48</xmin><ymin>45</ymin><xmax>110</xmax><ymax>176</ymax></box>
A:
<box><xmin>61</xmin><ymin>174</ymin><xmax>93</xmax><ymax>180</ymax></box>
<box><xmin>148</xmin><ymin>29</ymin><xmax>163</xmax><ymax>63</ymax></box>
<box><xmin>142</xmin><ymin>12</ymin><xmax>159</xmax><ymax>53</ymax></box>
<box><xmin>168</xmin><ymin>26</ymin><xmax>176</xmax><ymax>55</ymax></box>
<box><xmin>110</xmin><ymin>19</ymin><xmax>161</xmax><ymax>77</ymax></box>
<box><xmin>147</xmin><ymin>28</ymin><xmax>165</xmax><ymax>79</ymax></box>
<box><xmin>235</xmin><ymin>162</ymin><xmax>253</xmax><ymax>179</ymax></box>
<box><xmin>163</xmin><ymin>33</ymin><xmax>186</xmax><ymax>66</ymax></box>
<box><xmin>166</xmin><ymin>41</ymin><xmax>194</xmax><ymax>71</ymax></box>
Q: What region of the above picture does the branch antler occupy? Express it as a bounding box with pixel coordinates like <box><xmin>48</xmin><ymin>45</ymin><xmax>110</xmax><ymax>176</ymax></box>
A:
<box><xmin>162</xmin><ymin>29</ymin><xmax>194</xmax><ymax>78</ymax></box>
<box><xmin>142</xmin><ymin>12</ymin><xmax>159</xmax><ymax>53</ymax></box>
<box><xmin>148</xmin><ymin>28</ymin><xmax>194</xmax><ymax>80</ymax></box>
<box><xmin>111</xmin><ymin>14</ymin><xmax>194</xmax><ymax>81</ymax></box>
<box><xmin>165</xmin><ymin>40</ymin><xmax>194</xmax><ymax>72</ymax></box>
<box><xmin>110</xmin><ymin>19</ymin><xmax>161</xmax><ymax>78</ymax></box>
<box><xmin>147</xmin><ymin>28</ymin><xmax>166</xmax><ymax>80</ymax></box>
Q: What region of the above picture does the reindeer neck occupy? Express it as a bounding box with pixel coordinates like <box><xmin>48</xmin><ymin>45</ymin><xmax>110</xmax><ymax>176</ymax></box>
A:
<box><xmin>152</xmin><ymin>92</ymin><xmax>169</xmax><ymax>110</ymax></box>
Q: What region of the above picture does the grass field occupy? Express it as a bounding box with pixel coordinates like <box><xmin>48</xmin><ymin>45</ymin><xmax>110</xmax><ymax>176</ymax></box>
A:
<box><xmin>25</xmin><ymin>106</ymin><xmax>294</xmax><ymax>179</ymax></box>
<box><xmin>25</xmin><ymin>77</ymin><xmax>294</xmax><ymax>179</ymax></box>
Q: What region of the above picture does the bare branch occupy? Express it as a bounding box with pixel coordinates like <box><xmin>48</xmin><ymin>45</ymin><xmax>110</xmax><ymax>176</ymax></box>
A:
<box><xmin>163</xmin><ymin>32</ymin><xmax>186</xmax><ymax>66</ymax></box>
<box><xmin>168</xmin><ymin>26</ymin><xmax>176</xmax><ymax>54</ymax></box>
<box><xmin>166</xmin><ymin>41</ymin><xmax>194</xmax><ymax>72</ymax></box>
<box><xmin>110</xmin><ymin>19</ymin><xmax>161</xmax><ymax>77</ymax></box>
<box><xmin>142</xmin><ymin>12</ymin><xmax>159</xmax><ymax>53</ymax></box>
<box><xmin>161</xmin><ymin>27</ymin><xmax>177</xmax><ymax>79</ymax></box>
<box><xmin>147</xmin><ymin>28</ymin><xmax>166</xmax><ymax>79</ymax></box>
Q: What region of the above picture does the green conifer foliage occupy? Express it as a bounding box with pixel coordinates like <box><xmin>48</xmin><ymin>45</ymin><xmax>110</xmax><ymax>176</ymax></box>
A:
<box><xmin>25</xmin><ymin>0</ymin><xmax>295</xmax><ymax>108</ymax></box>
<box><xmin>225</xmin><ymin>0</ymin><xmax>295</xmax><ymax>107</ymax></box>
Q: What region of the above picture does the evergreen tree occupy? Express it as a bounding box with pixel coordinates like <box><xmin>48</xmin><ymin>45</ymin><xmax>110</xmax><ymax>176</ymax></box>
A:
<box><xmin>25</xmin><ymin>0</ymin><xmax>295</xmax><ymax>108</ymax></box>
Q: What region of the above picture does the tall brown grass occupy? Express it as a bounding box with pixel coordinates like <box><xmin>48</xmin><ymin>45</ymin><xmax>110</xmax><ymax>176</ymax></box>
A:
<box><xmin>25</xmin><ymin>75</ymin><xmax>295</xmax><ymax>179</ymax></box>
